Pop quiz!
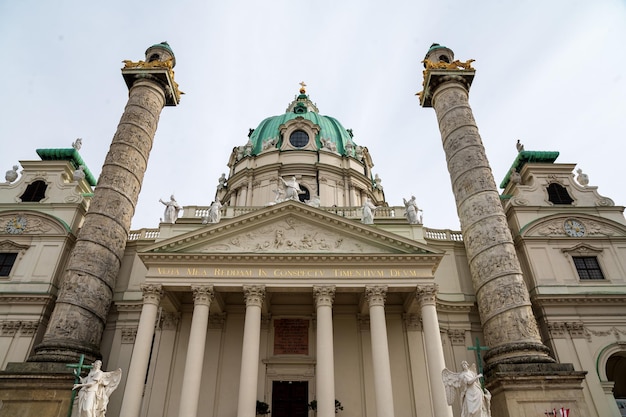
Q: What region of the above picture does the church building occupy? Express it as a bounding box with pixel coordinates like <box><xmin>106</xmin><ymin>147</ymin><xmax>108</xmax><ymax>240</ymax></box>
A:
<box><xmin>0</xmin><ymin>42</ymin><xmax>625</xmax><ymax>417</ymax></box>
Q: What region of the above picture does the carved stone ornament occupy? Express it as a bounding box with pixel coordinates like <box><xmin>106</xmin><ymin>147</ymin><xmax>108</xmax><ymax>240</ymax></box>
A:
<box><xmin>191</xmin><ymin>285</ymin><xmax>215</xmax><ymax>306</ymax></box>
<box><xmin>200</xmin><ymin>215</ymin><xmax>386</xmax><ymax>253</ymax></box>
<box><xmin>121</xmin><ymin>327</ymin><xmax>138</xmax><ymax>344</ymax></box>
<box><xmin>533</xmin><ymin>217</ymin><xmax>617</xmax><ymax>238</ymax></box>
<box><xmin>365</xmin><ymin>285</ymin><xmax>387</xmax><ymax>307</ymax></box>
<box><xmin>447</xmin><ymin>329</ymin><xmax>467</xmax><ymax>345</ymax></box>
<box><xmin>313</xmin><ymin>285</ymin><xmax>336</xmax><ymax>308</ymax></box>
<box><xmin>403</xmin><ymin>314</ymin><xmax>421</xmax><ymax>331</ymax></box>
<box><xmin>0</xmin><ymin>213</ymin><xmax>57</xmax><ymax>235</ymax></box>
<box><xmin>416</xmin><ymin>284</ymin><xmax>438</xmax><ymax>305</ymax></box>
<box><xmin>243</xmin><ymin>285</ymin><xmax>265</xmax><ymax>307</ymax></box>
<box><xmin>141</xmin><ymin>284</ymin><xmax>163</xmax><ymax>305</ymax></box>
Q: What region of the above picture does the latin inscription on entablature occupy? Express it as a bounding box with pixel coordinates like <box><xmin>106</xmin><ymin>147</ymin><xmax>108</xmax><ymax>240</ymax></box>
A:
<box><xmin>154</xmin><ymin>266</ymin><xmax>422</xmax><ymax>279</ymax></box>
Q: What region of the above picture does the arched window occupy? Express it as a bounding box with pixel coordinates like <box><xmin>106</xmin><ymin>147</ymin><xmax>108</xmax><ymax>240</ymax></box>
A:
<box><xmin>607</xmin><ymin>352</ymin><xmax>626</xmax><ymax>405</ymax></box>
<box><xmin>546</xmin><ymin>183</ymin><xmax>573</xmax><ymax>205</ymax></box>
<box><xmin>20</xmin><ymin>180</ymin><xmax>47</xmax><ymax>202</ymax></box>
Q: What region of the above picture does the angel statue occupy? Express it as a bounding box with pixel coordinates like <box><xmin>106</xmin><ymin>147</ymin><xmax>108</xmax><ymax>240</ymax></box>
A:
<box><xmin>73</xmin><ymin>360</ymin><xmax>122</xmax><ymax>417</ymax></box>
<box><xmin>442</xmin><ymin>361</ymin><xmax>492</xmax><ymax>417</ymax></box>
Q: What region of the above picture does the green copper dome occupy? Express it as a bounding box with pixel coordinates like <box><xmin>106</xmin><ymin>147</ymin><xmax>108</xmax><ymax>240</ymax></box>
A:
<box><xmin>247</xmin><ymin>90</ymin><xmax>356</xmax><ymax>156</ymax></box>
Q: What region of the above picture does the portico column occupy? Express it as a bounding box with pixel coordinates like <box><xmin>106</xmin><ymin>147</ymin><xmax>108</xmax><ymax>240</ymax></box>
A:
<box><xmin>237</xmin><ymin>285</ymin><xmax>265</xmax><ymax>417</ymax></box>
<box><xmin>416</xmin><ymin>284</ymin><xmax>453</xmax><ymax>417</ymax></box>
<box><xmin>119</xmin><ymin>284</ymin><xmax>163</xmax><ymax>417</ymax></box>
<box><xmin>313</xmin><ymin>285</ymin><xmax>336</xmax><ymax>417</ymax></box>
<box><xmin>178</xmin><ymin>285</ymin><xmax>215</xmax><ymax>417</ymax></box>
<box><xmin>365</xmin><ymin>285</ymin><xmax>395</xmax><ymax>417</ymax></box>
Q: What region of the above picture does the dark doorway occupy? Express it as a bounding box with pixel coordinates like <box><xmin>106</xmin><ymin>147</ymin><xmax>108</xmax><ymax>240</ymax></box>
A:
<box><xmin>272</xmin><ymin>381</ymin><xmax>308</xmax><ymax>417</ymax></box>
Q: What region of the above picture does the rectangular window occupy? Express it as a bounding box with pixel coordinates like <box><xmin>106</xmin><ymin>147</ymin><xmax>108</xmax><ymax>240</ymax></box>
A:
<box><xmin>0</xmin><ymin>253</ymin><xmax>18</xmax><ymax>276</ymax></box>
<box><xmin>573</xmin><ymin>256</ymin><xmax>605</xmax><ymax>280</ymax></box>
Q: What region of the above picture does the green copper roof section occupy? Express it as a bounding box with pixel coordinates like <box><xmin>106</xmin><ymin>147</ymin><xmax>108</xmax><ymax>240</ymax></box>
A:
<box><xmin>499</xmin><ymin>150</ymin><xmax>559</xmax><ymax>189</ymax></box>
<box><xmin>36</xmin><ymin>148</ymin><xmax>97</xmax><ymax>186</ymax></box>
<box><xmin>248</xmin><ymin>110</ymin><xmax>356</xmax><ymax>156</ymax></box>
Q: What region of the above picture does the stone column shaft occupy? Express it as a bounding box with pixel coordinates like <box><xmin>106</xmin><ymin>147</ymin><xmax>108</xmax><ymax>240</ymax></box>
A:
<box><xmin>420</xmin><ymin>49</ymin><xmax>552</xmax><ymax>369</ymax></box>
<box><xmin>314</xmin><ymin>286</ymin><xmax>336</xmax><ymax>417</ymax></box>
<box><xmin>416</xmin><ymin>285</ymin><xmax>453</xmax><ymax>417</ymax></box>
<box><xmin>32</xmin><ymin>49</ymin><xmax>178</xmax><ymax>363</ymax></box>
<box><xmin>365</xmin><ymin>285</ymin><xmax>395</xmax><ymax>417</ymax></box>
<box><xmin>178</xmin><ymin>285</ymin><xmax>214</xmax><ymax>417</ymax></box>
<box><xmin>119</xmin><ymin>284</ymin><xmax>163</xmax><ymax>417</ymax></box>
<box><xmin>237</xmin><ymin>285</ymin><xmax>265</xmax><ymax>417</ymax></box>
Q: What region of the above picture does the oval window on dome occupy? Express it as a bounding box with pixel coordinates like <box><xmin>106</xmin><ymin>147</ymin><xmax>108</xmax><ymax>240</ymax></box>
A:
<box><xmin>289</xmin><ymin>130</ymin><xmax>309</xmax><ymax>148</ymax></box>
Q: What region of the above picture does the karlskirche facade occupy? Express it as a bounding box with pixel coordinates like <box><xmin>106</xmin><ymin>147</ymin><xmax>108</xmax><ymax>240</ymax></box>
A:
<box><xmin>0</xmin><ymin>43</ymin><xmax>625</xmax><ymax>417</ymax></box>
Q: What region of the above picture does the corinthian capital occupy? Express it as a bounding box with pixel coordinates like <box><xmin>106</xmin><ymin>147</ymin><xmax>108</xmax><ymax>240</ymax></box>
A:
<box><xmin>191</xmin><ymin>285</ymin><xmax>215</xmax><ymax>307</ymax></box>
<box><xmin>140</xmin><ymin>284</ymin><xmax>163</xmax><ymax>305</ymax></box>
<box><xmin>243</xmin><ymin>285</ymin><xmax>265</xmax><ymax>307</ymax></box>
<box><xmin>416</xmin><ymin>284</ymin><xmax>438</xmax><ymax>306</ymax></box>
<box><xmin>365</xmin><ymin>285</ymin><xmax>388</xmax><ymax>307</ymax></box>
<box><xmin>313</xmin><ymin>285</ymin><xmax>336</xmax><ymax>308</ymax></box>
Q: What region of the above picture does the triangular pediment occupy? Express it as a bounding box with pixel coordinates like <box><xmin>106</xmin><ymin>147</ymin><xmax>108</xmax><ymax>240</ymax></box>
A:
<box><xmin>140</xmin><ymin>201</ymin><xmax>440</xmax><ymax>256</ymax></box>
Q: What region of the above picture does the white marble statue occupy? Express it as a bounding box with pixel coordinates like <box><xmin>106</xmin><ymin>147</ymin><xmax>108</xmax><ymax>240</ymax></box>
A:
<box><xmin>306</xmin><ymin>195</ymin><xmax>320</xmax><ymax>207</ymax></box>
<box><xmin>72</xmin><ymin>138</ymin><xmax>83</xmax><ymax>151</ymax></box>
<box><xmin>280</xmin><ymin>176</ymin><xmax>303</xmax><ymax>201</ymax></box>
<box><xmin>516</xmin><ymin>139</ymin><xmax>524</xmax><ymax>152</ymax></box>
<box><xmin>73</xmin><ymin>165</ymin><xmax>86</xmax><ymax>182</ymax></box>
<box><xmin>403</xmin><ymin>195</ymin><xmax>420</xmax><ymax>224</ymax></box>
<box><xmin>344</xmin><ymin>141</ymin><xmax>354</xmax><ymax>156</ymax></box>
<box><xmin>217</xmin><ymin>173</ymin><xmax>227</xmax><ymax>190</ymax></box>
<box><xmin>576</xmin><ymin>168</ymin><xmax>589</xmax><ymax>186</ymax></box>
<box><xmin>5</xmin><ymin>165</ymin><xmax>18</xmax><ymax>183</ymax></box>
<box><xmin>262</xmin><ymin>137</ymin><xmax>278</xmax><ymax>151</ymax></box>
<box><xmin>243</xmin><ymin>139</ymin><xmax>253</xmax><ymax>157</ymax></box>
<box><xmin>72</xmin><ymin>360</ymin><xmax>122</xmax><ymax>417</ymax></box>
<box><xmin>374</xmin><ymin>174</ymin><xmax>383</xmax><ymax>190</ymax></box>
<box><xmin>159</xmin><ymin>195</ymin><xmax>182</xmax><ymax>224</ymax></box>
<box><xmin>320</xmin><ymin>137</ymin><xmax>337</xmax><ymax>152</ymax></box>
<box><xmin>442</xmin><ymin>361</ymin><xmax>492</xmax><ymax>417</ymax></box>
<box><xmin>361</xmin><ymin>197</ymin><xmax>376</xmax><ymax>224</ymax></box>
<box><xmin>203</xmin><ymin>200</ymin><xmax>223</xmax><ymax>224</ymax></box>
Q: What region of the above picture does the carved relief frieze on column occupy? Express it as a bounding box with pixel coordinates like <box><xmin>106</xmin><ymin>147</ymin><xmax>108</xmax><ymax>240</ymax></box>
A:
<box><xmin>365</xmin><ymin>285</ymin><xmax>388</xmax><ymax>307</ymax></box>
<box><xmin>243</xmin><ymin>285</ymin><xmax>265</xmax><ymax>307</ymax></box>
<box><xmin>191</xmin><ymin>284</ymin><xmax>215</xmax><ymax>307</ymax></box>
<box><xmin>403</xmin><ymin>314</ymin><xmax>422</xmax><ymax>331</ymax></box>
<box><xmin>420</xmin><ymin>45</ymin><xmax>553</xmax><ymax>369</ymax></box>
<box><xmin>313</xmin><ymin>285</ymin><xmax>336</xmax><ymax>307</ymax></box>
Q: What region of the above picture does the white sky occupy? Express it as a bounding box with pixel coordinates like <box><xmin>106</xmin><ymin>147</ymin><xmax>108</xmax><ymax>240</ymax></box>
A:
<box><xmin>1</xmin><ymin>0</ymin><xmax>624</xmax><ymax>231</ymax></box>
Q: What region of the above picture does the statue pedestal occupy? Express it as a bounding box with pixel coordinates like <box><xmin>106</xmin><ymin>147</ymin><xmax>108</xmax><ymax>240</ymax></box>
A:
<box><xmin>486</xmin><ymin>363</ymin><xmax>591</xmax><ymax>417</ymax></box>
<box><xmin>0</xmin><ymin>362</ymin><xmax>74</xmax><ymax>417</ymax></box>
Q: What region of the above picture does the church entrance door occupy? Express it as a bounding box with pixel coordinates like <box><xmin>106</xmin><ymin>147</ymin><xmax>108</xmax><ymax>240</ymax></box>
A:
<box><xmin>272</xmin><ymin>381</ymin><xmax>308</xmax><ymax>417</ymax></box>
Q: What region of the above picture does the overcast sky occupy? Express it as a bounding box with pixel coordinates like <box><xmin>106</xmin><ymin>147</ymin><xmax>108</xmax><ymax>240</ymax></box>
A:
<box><xmin>1</xmin><ymin>0</ymin><xmax>624</xmax><ymax>231</ymax></box>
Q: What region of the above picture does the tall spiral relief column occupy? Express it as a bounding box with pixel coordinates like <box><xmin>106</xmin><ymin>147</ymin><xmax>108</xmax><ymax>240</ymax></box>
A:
<box><xmin>419</xmin><ymin>44</ymin><xmax>553</xmax><ymax>370</ymax></box>
<box><xmin>31</xmin><ymin>43</ymin><xmax>181</xmax><ymax>363</ymax></box>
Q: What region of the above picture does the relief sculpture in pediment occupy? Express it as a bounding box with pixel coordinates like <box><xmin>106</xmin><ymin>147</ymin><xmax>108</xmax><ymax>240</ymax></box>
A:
<box><xmin>201</xmin><ymin>216</ymin><xmax>381</xmax><ymax>253</ymax></box>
